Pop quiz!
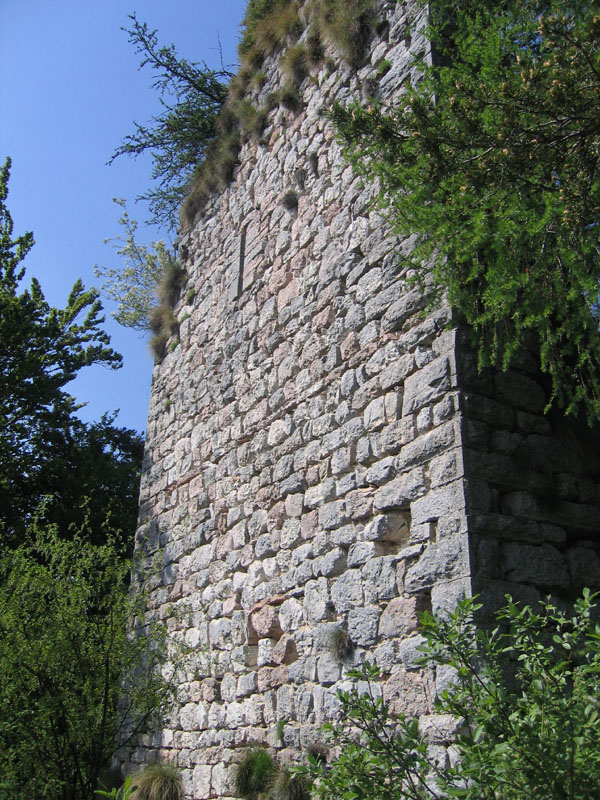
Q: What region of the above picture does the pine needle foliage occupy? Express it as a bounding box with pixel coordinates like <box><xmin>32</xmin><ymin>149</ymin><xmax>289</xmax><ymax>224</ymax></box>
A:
<box><xmin>332</xmin><ymin>0</ymin><xmax>600</xmax><ymax>423</ymax></box>
<box><xmin>110</xmin><ymin>15</ymin><xmax>232</xmax><ymax>230</ymax></box>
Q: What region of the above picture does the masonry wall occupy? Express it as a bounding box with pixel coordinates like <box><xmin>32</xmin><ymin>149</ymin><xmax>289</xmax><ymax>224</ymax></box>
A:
<box><xmin>124</xmin><ymin>2</ymin><xmax>600</xmax><ymax>796</ymax></box>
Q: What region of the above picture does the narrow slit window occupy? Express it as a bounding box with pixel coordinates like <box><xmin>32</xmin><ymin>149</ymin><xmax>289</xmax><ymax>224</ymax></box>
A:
<box><xmin>236</xmin><ymin>226</ymin><xmax>247</xmax><ymax>299</ymax></box>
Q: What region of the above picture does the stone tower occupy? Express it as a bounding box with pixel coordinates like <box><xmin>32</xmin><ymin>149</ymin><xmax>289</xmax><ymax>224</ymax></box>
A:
<box><xmin>123</xmin><ymin>1</ymin><xmax>600</xmax><ymax>796</ymax></box>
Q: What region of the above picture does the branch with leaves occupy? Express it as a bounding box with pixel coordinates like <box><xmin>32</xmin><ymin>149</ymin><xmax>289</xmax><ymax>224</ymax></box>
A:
<box><xmin>95</xmin><ymin>198</ymin><xmax>177</xmax><ymax>332</ymax></box>
<box><xmin>302</xmin><ymin>591</ymin><xmax>600</xmax><ymax>800</ymax></box>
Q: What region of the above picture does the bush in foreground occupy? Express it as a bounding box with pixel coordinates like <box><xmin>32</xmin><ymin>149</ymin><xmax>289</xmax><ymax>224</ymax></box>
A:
<box><xmin>303</xmin><ymin>591</ymin><xmax>600</xmax><ymax>800</ymax></box>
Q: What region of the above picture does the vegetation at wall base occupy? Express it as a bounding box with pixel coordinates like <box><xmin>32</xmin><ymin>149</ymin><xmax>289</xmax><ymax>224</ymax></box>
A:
<box><xmin>0</xmin><ymin>531</ymin><xmax>173</xmax><ymax>800</ymax></box>
<box><xmin>302</xmin><ymin>590</ymin><xmax>600</xmax><ymax>800</ymax></box>
<box><xmin>97</xmin><ymin>773</ymin><xmax>138</xmax><ymax>800</ymax></box>
<box><xmin>0</xmin><ymin>163</ymin><xmax>171</xmax><ymax>798</ymax></box>
<box><xmin>129</xmin><ymin>762</ymin><xmax>182</xmax><ymax>800</ymax></box>
<box><xmin>235</xmin><ymin>748</ymin><xmax>279</xmax><ymax>800</ymax></box>
<box><xmin>234</xmin><ymin>748</ymin><xmax>311</xmax><ymax>800</ymax></box>
<box><xmin>332</xmin><ymin>0</ymin><xmax>600</xmax><ymax>424</ymax></box>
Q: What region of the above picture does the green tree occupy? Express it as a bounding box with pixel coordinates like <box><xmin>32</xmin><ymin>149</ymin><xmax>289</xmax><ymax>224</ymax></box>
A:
<box><xmin>32</xmin><ymin>414</ymin><xmax>144</xmax><ymax>557</ymax></box>
<box><xmin>94</xmin><ymin>198</ymin><xmax>177</xmax><ymax>332</ymax></box>
<box><xmin>0</xmin><ymin>529</ymin><xmax>173</xmax><ymax>800</ymax></box>
<box><xmin>304</xmin><ymin>591</ymin><xmax>600</xmax><ymax>800</ymax></box>
<box><xmin>0</xmin><ymin>159</ymin><xmax>143</xmax><ymax>549</ymax></box>
<box><xmin>0</xmin><ymin>160</ymin><xmax>165</xmax><ymax>799</ymax></box>
<box><xmin>333</xmin><ymin>0</ymin><xmax>600</xmax><ymax>422</ymax></box>
<box><xmin>109</xmin><ymin>15</ymin><xmax>232</xmax><ymax>230</ymax></box>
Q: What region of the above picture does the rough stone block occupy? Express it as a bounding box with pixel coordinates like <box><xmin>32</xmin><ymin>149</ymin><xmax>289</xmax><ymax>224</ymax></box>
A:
<box><xmin>410</xmin><ymin>481</ymin><xmax>466</xmax><ymax>524</ymax></box>
<box><xmin>331</xmin><ymin>570</ymin><xmax>364</xmax><ymax>612</ymax></box>
<box><xmin>378</xmin><ymin>596</ymin><xmax>419</xmax><ymax>638</ymax></box>
<box><xmin>304</xmin><ymin>579</ymin><xmax>330</xmax><ymax>623</ymax></box>
<box><xmin>304</xmin><ymin>479</ymin><xmax>336</xmax><ymax>508</ymax></box>
<box><xmin>373</xmin><ymin>467</ymin><xmax>426</xmax><ymax>511</ymax></box>
<box><xmin>270</xmin><ymin>635</ymin><xmax>299</xmax><ymax>665</ymax></box>
<box><xmin>366</xmin><ymin>456</ymin><xmax>396</xmax><ymax>486</ymax></box>
<box><xmin>567</xmin><ymin>546</ymin><xmax>600</xmax><ymax>589</ymax></box>
<box><xmin>503</xmin><ymin>542</ymin><xmax>569</xmax><ymax>589</ymax></box>
<box><xmin>363</xmin><ymin>512</ymin><xmax>410</xmax><ymax>544</ymax></box>
<box><xmin>383</xmin><ymin>669</ymin><xmax>429</xmax><ymax>716</ymax></box>
<box><xmin>347</xmin><ymin>541</ymin><xmax>386</xmax><ymax>567</ymax></box>
<box><xmin>380</xmin><ymin>287</ymin><xmax>427</xmax><ymax>333</ymax></box>
<box><xmin>364</xmin><ymin>396</ymin><xmax>387</xmax><ymax>431</ymax></box>
<box><xmin>320</xmin><ymin>546</ymin><xmax>347</xmax><ymax>576</ymax></box>
<box><xmin>362</xmin><ymin>556</ymin><xmax>399</xmax><ymax>603</ymax></box>
<box><xmin>248</xmin><ymin>606</ymin><xmax>284</xmax><ymax>642</ymax></box>
<box><xmin>317</xmin><ymin>653</ymin><xmax>342</xmax><ymax>685</ymax></box>
<box><xmin>405</xmin><ymin>535</ymin><xmax>469</xmax><ymax>593</ymax></box>
<box><xmin>237</xmin><ymin>672</ymin><xmax>258</xmax><ymax>697</ymax></box>
<box><xmin>284</xmin><ymin>493</ymin><xmax>304</xmax><ymax>518</ymax></box>
<box><xmin>318</xmin><ymin>500</ymin><xmax>346</xmax><ymax>530</ymax></box>
<box><xmin>403</xmin><ymin>355</ymin><xmax>452</xmax><ymax>415</ymax></box>
<box><xmin>348</xmin><ymin>606</ymin><xmax>381</xmax><ymax>646</ymax></box>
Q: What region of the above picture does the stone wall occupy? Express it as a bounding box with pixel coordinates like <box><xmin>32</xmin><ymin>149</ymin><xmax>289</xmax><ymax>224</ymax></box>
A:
<box><xmin>123</xmin><ymin>1</ymin><xmax>600</xmax><ymax>796</ymax></box>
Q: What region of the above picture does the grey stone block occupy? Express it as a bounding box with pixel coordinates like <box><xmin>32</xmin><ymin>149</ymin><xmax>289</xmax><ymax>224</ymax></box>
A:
<box><xmin>405</xmin><ymin>535</ymin><xmax>469</xmax><ymax>593</ymax></box>
<box><xmin>348</xmin><ymin>606</ymin><xmax>381</xmax><ymax>646</ymax></box>
<box><xmin>403</xmin><ymin>355</ymin><xmax>452</xmax><ymax>415</ymax></box>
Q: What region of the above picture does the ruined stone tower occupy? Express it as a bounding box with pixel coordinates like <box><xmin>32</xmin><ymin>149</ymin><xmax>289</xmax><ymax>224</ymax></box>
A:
<box><xmin>123</xmin><ymin>1</ymin><xmax>600</xmax><ymax>796</ymax></box>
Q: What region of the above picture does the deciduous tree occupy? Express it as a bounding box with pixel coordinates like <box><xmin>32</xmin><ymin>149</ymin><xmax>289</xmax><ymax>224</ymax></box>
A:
<box><xmin>94</xmin><ymin>198</ymin><xmax>176</xmax><ymax>332</ymax></box>
<box><xmin>0</xmin><ymin>159</ymin><xmax>143</xmax><ymax>550</ymax></box>
<box><xmin>0</xmin><ymin>530</ymin><xmax>172</xmax><ymax>800</ymax></box>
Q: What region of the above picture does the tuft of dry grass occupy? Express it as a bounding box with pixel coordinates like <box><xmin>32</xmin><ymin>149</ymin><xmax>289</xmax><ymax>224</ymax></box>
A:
<box><xmin>314</xmin><ymin>0</ymin><xmax>376</xmax><ymax>67</ymax></box>
<box><xmin>179</xmin><ymin>0</ymin><xmax>377</xmax><ymax>230</ymax></box>
<box><xmin>235</xmin><ymin>100</ymin><xmax>268</xmax><ymax>140</ymax></box>
<box><xmin>252</xmin><ymin>2</ymin><xmax>304</xmax><ymax>58</ymax></box>
<box><xmin>280</xmin><ymin>42</ymin><xmax>310</xmax><ymax>84</ymax></box>
<box><xmin>132</xmin><ymin>762</ymin><xmax>182</xmax><ymax>800</ymax></box>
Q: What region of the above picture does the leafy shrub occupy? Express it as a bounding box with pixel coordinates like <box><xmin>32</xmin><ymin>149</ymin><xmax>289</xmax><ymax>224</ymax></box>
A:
<box><xmin>0</xmin><ymin>533</ymin><xmax>173</xmax><ymax>800</ymax></box>
<box><xmin>97</xmin><ymin>774</ymin><xmax>137</xmax><ymax>800</ymax></box>
<box><xmin>95</xmin><ymin>199</ymin><xmax>176</xmax><ymax>332</ymax></box>
<box><xmin>303</xmin><ymin>591</ymin><xmax>600</xmax><ymax>800</ymax></box>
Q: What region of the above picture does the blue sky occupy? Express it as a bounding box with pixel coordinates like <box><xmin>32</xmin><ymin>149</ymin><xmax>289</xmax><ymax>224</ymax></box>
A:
<box><xmin>0</xmin><ymin>0</ymin><xmax>247</xmax><ymax>434</ymax></box>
